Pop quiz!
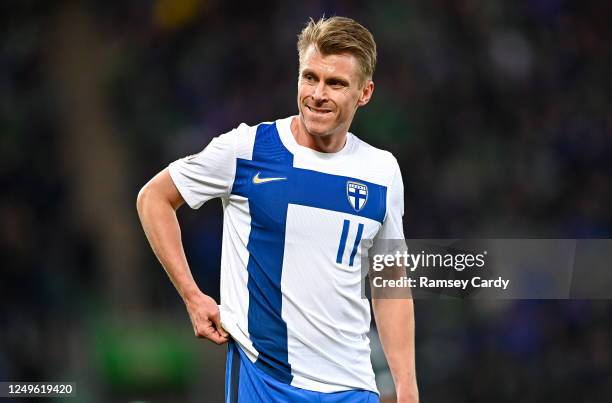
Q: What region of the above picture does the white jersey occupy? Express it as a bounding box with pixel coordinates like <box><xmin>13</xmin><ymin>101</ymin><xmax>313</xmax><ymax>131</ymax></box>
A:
<box><xmin>169</xmin><ymin>116</ymin><xmax>405</xmax><ymax>394</ymax></box>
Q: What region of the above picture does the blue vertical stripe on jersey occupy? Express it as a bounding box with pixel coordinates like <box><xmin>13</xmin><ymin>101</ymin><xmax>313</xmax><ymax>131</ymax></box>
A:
<box><xmin>336</xmin><ymin>219</ymin><xmax>351</xmax><ymax>264</ymax></box>
<box><xmin>349</xmin><ymin>223</ymin><xmax>365</xmax><ymax>266</ymax></box>
<box><xmin>236</xmin><ymin>123</ymin><xmax>294</xmax><ymax>384</ymax></box>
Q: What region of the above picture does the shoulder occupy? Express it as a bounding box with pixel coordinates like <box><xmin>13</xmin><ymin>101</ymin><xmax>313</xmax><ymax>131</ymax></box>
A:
<box><xmin>350</xmin><ymin>134</ymin><xmax>401</xmax><ymax>185</ymax></box>
<box><xmin>352</xmin><ymin>135</ymin><xmax>399</xmax><ymax>168</ymax></box>
<box><xmin>221</xmin><ymin>119</ymin><xmax>275</xmax><ymax>159</ymax></box>
<box><xmin>232</xmin><ymin>119</ymin><xmax>279</xmax><ymax>137</ymax></box>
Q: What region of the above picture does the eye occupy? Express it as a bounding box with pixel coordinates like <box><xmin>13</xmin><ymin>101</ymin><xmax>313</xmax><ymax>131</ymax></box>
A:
<box><xmin>304</xmin><ymin>74</ymin><xmax>315</xmax><ymax>82</ymax></box>
<box><xmin>328</xmin><ymin>80</ymin><xmax>347</xmax><ymax>89</ymax></box>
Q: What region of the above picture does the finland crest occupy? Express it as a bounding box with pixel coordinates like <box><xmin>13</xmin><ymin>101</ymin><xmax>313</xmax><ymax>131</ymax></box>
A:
<box><xmin>347</xmin><ymin>181</ymin><xmax>368</xmax><ymax>212</ymax></box>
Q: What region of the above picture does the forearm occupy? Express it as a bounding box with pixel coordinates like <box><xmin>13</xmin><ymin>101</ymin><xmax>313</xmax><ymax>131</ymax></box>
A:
<box><xmin>136</xmin><ymin>185</ymin><xmax>199</xmax><ymax>302</ymax></box>
<box><xmin>136</xmin><ymin>170</ymin><xmax>228</xmax><ymax>344</ymax></box>
<box><xmin>372</xmin><ymin>298</ymin><xmax>417</xmax><ymax>397</ymax></box>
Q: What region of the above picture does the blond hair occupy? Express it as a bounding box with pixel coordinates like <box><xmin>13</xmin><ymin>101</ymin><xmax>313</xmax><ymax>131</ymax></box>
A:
<box><xmin>297</xmin><ymin>16</ymin><xmax>377</xmax><ymax>85</ymax></box>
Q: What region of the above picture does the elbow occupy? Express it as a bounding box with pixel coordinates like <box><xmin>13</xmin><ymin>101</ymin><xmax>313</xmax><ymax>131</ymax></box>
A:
<box><xmin>136</xmin><ymin>183</ymin><xmax>151</xmax><ymax>217</ymax></box>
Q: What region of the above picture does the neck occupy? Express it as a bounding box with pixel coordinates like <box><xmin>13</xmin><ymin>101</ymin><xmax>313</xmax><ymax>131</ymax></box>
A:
<box><xmin>290</xmin><ymin>116</ymin><xmax>347</xmax><ymax>153</ymax></box>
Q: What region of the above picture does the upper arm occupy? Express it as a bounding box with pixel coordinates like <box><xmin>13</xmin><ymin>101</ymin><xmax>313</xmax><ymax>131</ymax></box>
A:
<box><xmin>138</xmin><ymin>167</ymin><xmax>185</xmax><ymax>211</ymax></box>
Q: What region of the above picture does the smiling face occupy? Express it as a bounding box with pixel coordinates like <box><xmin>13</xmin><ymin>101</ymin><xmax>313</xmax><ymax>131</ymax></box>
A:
<box><xmin>296</xmin><ymin>44</ymin><xmax>374</xmax><ymax>145</ymax></box>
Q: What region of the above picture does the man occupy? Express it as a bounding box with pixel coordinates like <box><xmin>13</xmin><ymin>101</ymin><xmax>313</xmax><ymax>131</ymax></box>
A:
<box><xmin>137</xmin><ymin>16</ymin><xmax>418</xmax><ymax>403</ymax></box>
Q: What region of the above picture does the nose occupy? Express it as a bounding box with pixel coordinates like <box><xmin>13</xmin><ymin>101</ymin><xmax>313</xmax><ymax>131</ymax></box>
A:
<box><xmin>312</xmin><ymin>81</ymin><xmax>327</xmax><ymax>102</ymax></box>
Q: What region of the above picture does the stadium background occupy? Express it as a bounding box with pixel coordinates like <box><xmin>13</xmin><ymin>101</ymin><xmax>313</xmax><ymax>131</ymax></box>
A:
<box><xmin>1</xmin><ymin>0</ymin><xmax>611</xmax><ymax>402</ymax></box>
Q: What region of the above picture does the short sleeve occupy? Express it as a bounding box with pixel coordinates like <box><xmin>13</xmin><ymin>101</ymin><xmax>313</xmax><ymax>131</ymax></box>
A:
<box><xmin>376</xmin><ymin>159</ymin><xmax>406</xmax><ymax>241</ymax></box>
<box><xmin>168</xmin><ymin>129</ymin><xmax>238</xmax><ymax>209</ymax></box>
<box><xmin>370</xmin><ymin>160</ymin><xmax>409</xmax><ymax>295</ymax></box>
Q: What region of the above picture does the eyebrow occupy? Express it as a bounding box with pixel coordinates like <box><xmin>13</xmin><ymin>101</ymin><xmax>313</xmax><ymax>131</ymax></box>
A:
<box><xmin>302</xmin><ymin>69</ymin><xmax>350</xmax><ymax>87</ymax></box>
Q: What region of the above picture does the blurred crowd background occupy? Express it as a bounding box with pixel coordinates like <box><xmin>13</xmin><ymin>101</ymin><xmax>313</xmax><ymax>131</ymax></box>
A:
<box><xmin>1</xmin><ymin>0</ymin><xmax>611</xmax><ymax>402</ymax></box>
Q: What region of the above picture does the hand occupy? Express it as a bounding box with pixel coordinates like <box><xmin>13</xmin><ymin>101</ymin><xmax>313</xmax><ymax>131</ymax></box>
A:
<box><xmin>184</xmin><ymin>291</ymin><xmax>229</xmax><ymax>345</ymax></box>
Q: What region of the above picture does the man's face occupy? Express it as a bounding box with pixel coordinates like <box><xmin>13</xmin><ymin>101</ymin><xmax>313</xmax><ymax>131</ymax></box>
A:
<box><xmin>297</xmin><ymin>45</ymin><xmax>374</xmax><ymax>139</ymax></box>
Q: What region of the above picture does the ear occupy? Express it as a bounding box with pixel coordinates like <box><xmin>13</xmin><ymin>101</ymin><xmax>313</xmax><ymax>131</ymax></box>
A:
<box><xmin>357</xmin><ymin>80</ymin><xmax>374</xmax><ymax>107</ymax></box>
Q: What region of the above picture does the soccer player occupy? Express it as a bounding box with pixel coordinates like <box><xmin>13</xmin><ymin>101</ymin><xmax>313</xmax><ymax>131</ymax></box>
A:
<box><xmin>137</xmin><ymin>16</ymin><xmax>418</xmax><ymax>403</ymax></box>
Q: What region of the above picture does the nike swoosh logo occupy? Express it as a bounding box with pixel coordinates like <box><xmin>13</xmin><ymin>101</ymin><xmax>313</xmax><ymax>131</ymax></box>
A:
<box><xmin>252</xmin><ymin>172</ymin><xmax>287</xmax><ymax>184</ymax></box>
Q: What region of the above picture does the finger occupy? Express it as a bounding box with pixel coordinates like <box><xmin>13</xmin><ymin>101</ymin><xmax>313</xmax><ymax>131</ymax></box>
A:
<box><xmin>207</xmin><ymin>331</ymin><xmax>229</xmax><ymax>345</ymax></box>
<box><xmin>197</xmin><ymin>322</ymin><xmax>229</xmax><ymax>344</ymax></box>
<box><xmin>194</xmin><ymin>321</ymin><xmax>216</xmax><ymax>339</ymax></box>
<box><xmin>194</xmin><ymin>324</ymin><xmax>208</xmax><ymax>338</ymax></box>
<box><xmin>211</xmin><ymin>312</ymin><xmax>229</xmax><ymax>338</ymax></box>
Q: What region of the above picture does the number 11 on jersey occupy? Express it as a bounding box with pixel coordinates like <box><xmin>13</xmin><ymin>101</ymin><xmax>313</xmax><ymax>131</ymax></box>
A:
<box><xmin>336</xmin><ymin>219</ymin><xmax>364</xmax><ymax>267</ymax></box>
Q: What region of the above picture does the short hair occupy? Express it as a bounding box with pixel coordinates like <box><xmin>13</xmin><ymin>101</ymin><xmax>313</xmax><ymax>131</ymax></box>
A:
<box><xmin>297</xmin><ymin>16</ymin><xmax>377</xmax><ymax>85</ymax></box>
